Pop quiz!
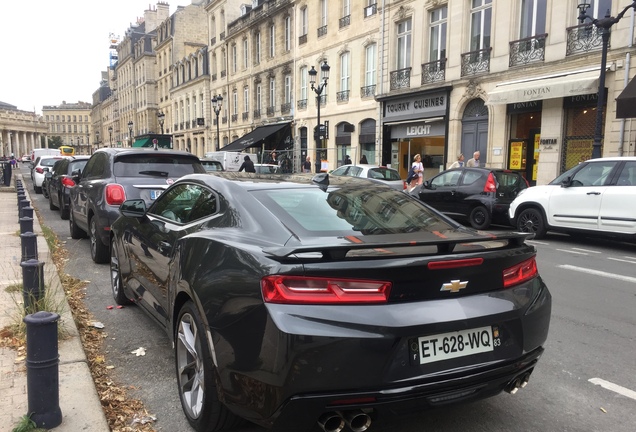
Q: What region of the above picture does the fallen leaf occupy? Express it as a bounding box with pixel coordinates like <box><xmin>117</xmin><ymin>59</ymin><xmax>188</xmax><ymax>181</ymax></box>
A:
<box><xmin>106</xmin><ymin>305</ymin><xmax>114</xmax><ymax>310</ymax></box>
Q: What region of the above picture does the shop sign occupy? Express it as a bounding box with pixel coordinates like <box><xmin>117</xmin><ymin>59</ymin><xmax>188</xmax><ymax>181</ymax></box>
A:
<box><xmin>509</xmin><ymin>141</ymin><xmax>524</xmax><ymax>170</ymax></box>
<box><xmin>507</xmin><ymin>100</ymin><xmax>542</xmax><ymax>114</ymax></box>
<box><xmin>383</xmin><ymin>92</ymin><xmax>448</xmax><ymax>121</ymax></box>
<box><xmin>391</xmin><ymin>121</ymin><xmax>446</xmax><ymax>139</ymax></box>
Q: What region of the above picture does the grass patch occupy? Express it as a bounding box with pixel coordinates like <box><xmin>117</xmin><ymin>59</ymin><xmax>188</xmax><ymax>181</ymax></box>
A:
<box><xmin>5</xmin><ymin>283</ymin><xmax>21</xmax><ymax>293</ymax></box>
<box><xmin>12</xmin><ymin>414</ymin><xmax>46</xmax><ymax>432</ymax></box>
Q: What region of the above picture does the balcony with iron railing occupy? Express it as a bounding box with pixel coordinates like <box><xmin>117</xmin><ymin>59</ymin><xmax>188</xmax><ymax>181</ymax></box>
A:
<box><xmin>336</xmin><ymin>90</ymin><xmax>350</xmax><ymax>102</ymax></box>
<box><xmin>509</xmin><ymin>34</ymin><xmax>547</xmax><ymax>67</ymax></box>
<box><xmin>299</xmin><ymin>34</ymin><xmax>307</xmax><ymax>45</ymax></box>
<box><xmin>267</xmin><ymin>106</ymin><xmax>275</xmax><ymax>116</ymax></box>
<box><xmin>221</xmin><ymin>70</ymin><xmax>226</xmax><ymax>78</ymax></box>
<box><xmin>211</xmin><ymin>36</ymin><xmax>216</xmax><ymax>45</ymax></box>
<box><xmin>281</xmin><ymin>102</ymin><xmax>291</xmax><ymax>114</ymax></box>
<box><xmin>421</xmin><ymin>59</ymin><xmax>446</xmax><ymax>84</ymax></box>
<box><xmin>318</xmin><ymin>25</ymin><xmax>327</xmax><ymax>37</ymax></box>
<box><xmin>231</xmin><ymin>114</ymin><xmax>238</xmax><ymax>122</ymax></box>
<box><xmin>361</xmin><ymin>84</ymin><xmax>375</xmax><ymax>98</ymax></box>
<box><xmin>297</xmin><ymin>99</ymin><xmax>307</xmax><ymax>110</ymax></box>
<box><xmin>364</xmin><ymin>3</ymin><xmax>377</xmax><ymax>18</ymax></box>
<box><xmin>253</xmin><ymin>109</ymin><xmax>261</xmax><ymax>119</ymax></box>
<box><xmin>460</xmin><ymin>47</ymin><xmax>491</xmax><ymax>77</ymax></box>
<box><xmin>212</xmin><ymin>73</ymin><xmax>217</xmax><ymax>81</ymax></box>
<box><xmin>566</xmin><ymin>23</ymin><xmax>605</xmax><ymax>56</ymax></box>
<box><xmin>220</xmin><ymin>31</ymin><xmax>225</xmax><ymax>40</ymax></box>
<box><xmin>242</xmin><ymin>112</ymin><xmax>249</xmax><ymax>121</ymax></box>
<box><xmin>390</xmin><ymin>67</ymin><xmax>411</xmax><ymax>90</ymax></box>
<box><xmin>222</xmin><ymin>116</ymin><xmax>227</xmax><ymax>124</ymax></box>
<box><xmin>339</xmin><ymin>15</ymin><xmax>351</xmax><ymax>29</ymax></box>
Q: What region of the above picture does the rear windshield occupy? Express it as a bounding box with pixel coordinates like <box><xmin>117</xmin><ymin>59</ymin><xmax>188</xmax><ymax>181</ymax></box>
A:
<box><xmin>41</xmin><ymin>158</ymin><xmax>63</xmax><ymax>167</ymax></box>
<box><xmin>493</xmin><ymin>171</ymin><xmax>527</xmax><ymax>190</ymax></box>
<box><xmin>69</xmin><ymin>160</ymin><xmax>88</xmax><ymax>174</ymax></box>
<box><xmin>253</xmin><ymin>187</ymin><xmax>453</xmax><ymax>235</ymax></box>
<box><xmin>201</xmin><ymin>161</ymin><xmax>224</xmax><ymax>172</ymax></box>
<box><xmin>367</xmin><ymin>168</ymin><xmax>401</xmax><ymax>181</ymax></box>
<box><xmin>113</xmin><ymin>155</ymin><xmax>206</xmax><ymax>177</ymax></box>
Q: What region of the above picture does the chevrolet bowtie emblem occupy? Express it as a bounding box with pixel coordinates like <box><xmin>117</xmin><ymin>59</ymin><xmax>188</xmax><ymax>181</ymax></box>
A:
<box><xmin>441</xmin><ymin>280</ymin><xmax>468</xmax><ymax>293</ymax></box>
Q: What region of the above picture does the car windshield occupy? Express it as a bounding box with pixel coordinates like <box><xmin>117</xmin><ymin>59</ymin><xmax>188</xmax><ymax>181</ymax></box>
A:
<box><xmin>41</xmin><ymin>158</ymin><xmax>62</xmax><ymax>167</ymax></box>
<box><xmin>113</xmin><ymin>155</ymin><xmax>206</xmax><ymax>177</ymax></box>
<box><xmin>368</xmin><ymin>168</ymin><xmax>401</xmax><ymax>181</ymax></box>
<box><xmin>253</xmin><ymin>187</ymin><xmax>453</xmax><ymax>235</ymax></box>
<box><xmin>493</xmin><ymin>171</ymin><xmax>527</xmax><ymax>190</ymax></box>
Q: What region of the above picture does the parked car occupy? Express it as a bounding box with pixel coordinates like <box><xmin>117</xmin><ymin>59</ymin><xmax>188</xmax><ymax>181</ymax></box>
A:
<box><xmin>200</xmin><ymin>158</ymin><xmax>225</xmax><ymax>172</ymax></box>
<box><xmin>253</xmin><ymin>163</ymin><xmax>281</xmax><ymax>174</ymax></box>
<box><xmin>110</xmin><ymin>172</ymin><xmax>551</xmax><ymax>432</ymax></box>
<box><xmin>30</xmin><ymin>147</ymin><xmax>61</xmax><ymax>165</ymax></box>
<box><xmin>68</xmin><ymin>148</ymin><xmax>206</xmax><ymax>263</ymax></box>
<box><xmin>21</xmin><ymin>155</ymin><xmax>30</xmax><ymax>163</ymax></box>
<box><xmin>509</xmin><ymin>157</ymin><xmax>636</xmax><ymax>239</ymax></box>
<box><xmin>32</xmin><ymin>155</ymin><xmax>67</xmax><ymax>194</ymax></box>
<box><xmin>330</xmin><ymin>164</ymin><xmax>406</xmax><ymax>191</ymax></box>
<box><xmin>45</xmin><ymin>156</ymin><xmax>90</xmax><ymax>219</ymax></box>
<box><xmin>413</xmin><ymin>167</ymin><xmax>529</xmax><ymax>229</ymax></box>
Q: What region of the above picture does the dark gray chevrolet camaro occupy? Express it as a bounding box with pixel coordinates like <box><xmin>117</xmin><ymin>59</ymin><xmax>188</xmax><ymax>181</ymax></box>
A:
<box><xmin>110</xmin><ymin>172</ymin><xmax>551</xmax><ymax>432</ymax></box>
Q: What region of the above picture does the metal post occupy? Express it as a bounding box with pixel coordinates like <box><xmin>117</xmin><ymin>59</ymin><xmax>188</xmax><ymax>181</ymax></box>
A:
<box><xmin>23</xmin><ymin>311</ymin><xmax>63</xmax><ymax>429</ymax></box>
<box><xmin>20</xmin><ymin>232</ymin><xmax>38</xmax><ymax>262</ymax></box>
<box><xmin>20</xmin><ymin>215</ymin><xmax>34</xmax><ymax>234</ymax></box>
<box><xmin>21</xmin><ymin>259</ymin><xmax>45</xmax><ymax>311</ymax></box>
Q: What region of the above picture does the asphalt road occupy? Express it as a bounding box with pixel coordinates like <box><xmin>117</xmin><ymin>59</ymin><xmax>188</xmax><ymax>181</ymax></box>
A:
<box><xmin>22</xmin><ymin>165</ymin><xmax>636</xmax><ymax>432</ymax></box>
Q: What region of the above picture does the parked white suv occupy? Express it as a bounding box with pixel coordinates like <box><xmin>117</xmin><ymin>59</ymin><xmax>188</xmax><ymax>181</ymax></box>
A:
<box><xmin>509</xmin><ymin>157</ymin><xmax>636</xmax><ymax>239</ymax></box>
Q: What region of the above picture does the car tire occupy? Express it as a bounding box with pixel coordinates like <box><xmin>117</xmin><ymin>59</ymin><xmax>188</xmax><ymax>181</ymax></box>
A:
<box><xmin>176</xmin><ymin>301</ymin><xmax>242</xmax><ymax>432</ymax></box>
<box><xmin>110</xmin><ymin>240</ymin><xmax>132</xmax><ymax>305</ymax></box>
<box><xmin>34</xmin><ymin>185</ymin><xmax>42</xmax><ymax>194</ymax></box>
<box><xmin>49</xmin><ymin>190</ymin><xmax>59</xmax><ymax>210</ymax></box>
<box><xmin>69</xmin><ymin>205</ymin><xmax>86</xmax><ymax>239</ymax></box>
<box><xmin>59</xmin><ymin>194</ymin><xmax>69</xmax><ymax>219</ymax></box>
<box><xmin>42</xmin><ymin>182</ymin><xmax>49</xmax><ymax>199</ymax></box>
<box><xmin>469</xmin><ymin>205</ymin><xmax>491</xmax><ymax>230</ymax></box>
<box><xmin>90</xmin><ymin>217</ymin><xmax>110</xmax><ymax>264</ymax></box>
<box><xmin>516</xmin><ymin>208</ymin><xmax>547</xmax><ymax>239</ymax></box>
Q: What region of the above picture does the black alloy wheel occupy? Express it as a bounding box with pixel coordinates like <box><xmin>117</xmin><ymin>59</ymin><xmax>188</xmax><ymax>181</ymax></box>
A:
<box><xmin>516</xmin><ymin>208</ymin><xmax>547</xmax><ymax>239</ymax></box>
<box><xmin>110</xmin><ymin>240</ymin><xmax>132</xmax><ymax>305</ymax></box>
<box><xmin>469</xmin><ymin>205</ymin><xmax>492</xmax><ymax>230</ymax></box>
<box><xmin>89</xmin><ymin>217</ymin><xmax>110</xmax><ymax>264</ymax></box>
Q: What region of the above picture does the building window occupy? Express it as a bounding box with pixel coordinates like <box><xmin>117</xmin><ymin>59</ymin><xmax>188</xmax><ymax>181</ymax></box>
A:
<box><xmin>255</xmin><ymin>32</ymin><xmax>261</xmax><ymax>64</ymax></box>
<box><xmin>301</xmin><ymin>7</ymin><xmax>308</xmax><ymax>36</ymax></box>
<box><xmin>520</xmin><ymin>0</ymin><xmax>546</xmax><ymax>38</ymax></box>
<box><xmin>269</xmin><ymin>77</ymin><xmax>276</xmax><ymax>112</ymax></box>
<box><xmin>244</xmin><ymin>86</ymin><xmax>250</xmax><ymax>113</ymax></box>
<box><xmin>397</xmin><ymin>18</ymin><xmax>412</xmax><ymax>69</ymax></box>
<box><xmin>585</xmin><ymin>0</ymin><xmax>612</xmax><ymax>23</ymax></box>
<box><xmin>285</xmin><ymin>16</ymin><xmax>291</xmax><ymax>51</ymax></box>
<box><xmin>365</xmin><ymin>44</ymin><xmax>376</xmax><ymax>87</ymax></box>
<box><xmin>284</xmin><ymin>75</ymin><xmax>292</xmax><ymax>104</ymax></box>
<box><xmin>269</xmin><ymin>24</ymin><xmax>276</xmax><ymax>58</ymax></box>
<box><xmin>232</xmin><ymin>45</ymin><xmax>238</xmax><ymax>73</ymax></box>
<box><xmin>256</xmin><ymin>83</ymin><xmax>262</xmax><ymax>112</ymax></box>
<box><xmin>243</xmin><ymin>38</ymin><xmax>249</xmax><ymax>69</ymax></box>
<box><xmin>300</xmin><ymin>66</ymin><xmax>308</xmax><ymax>102</ymax></box>
<box><xmin>320</xmin><ymin>0</ymin><xmax>328</xmax><ymax>27</ymax></box>
<box><xmin>232</xmin><ymin>90</ymin><xmax>238</xmax><ymax>116</ymax></box>
<box><xmin>340</xmin><ymin>52</ymin><xmax>350</xmax><ymax>92</ymax></box>
<box><xmin>470</xmin><ymin>0</ymin><xmax>492</xmax><ymax>52</ymax></box>
<box><xmin>429</xmin><ymin>7</ymin><xmax>447</xmax><ymax>62</ymax></box>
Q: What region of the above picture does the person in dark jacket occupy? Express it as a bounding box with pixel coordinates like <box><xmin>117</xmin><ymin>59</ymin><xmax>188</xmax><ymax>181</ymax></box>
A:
<box><xmin>344</xmin><ymin>155</ymin><xmax>352</xmax><ymax>165</ymax></box>
<box><xmin>238</xmin><ymin>155</ymin><xmax>256</xmax><ymax>172</ymax></box>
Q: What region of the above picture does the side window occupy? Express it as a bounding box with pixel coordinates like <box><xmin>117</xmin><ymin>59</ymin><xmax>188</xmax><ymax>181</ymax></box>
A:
<box><xmin>461</xmin><ymin>171</ymin><xmax>482</xmax><ymax>185</ymax></box>
<box><xmin>349</xmin><ymin>166</ymin><xmax>363</xmax><ymax>177</ymax></box>
<box><xmin>570</xmin><ymin>161</ymin><xmax>617</xmax><ymax>186</ymax></box>
<box><xmin>616</xmin><ymin>161</ymin><xmax>636</xmax><ymax>186</ymax></box>
<box><xmin>82</xmin><ymin>155</ymin><xmax>103</xmax><ymax>179</ymax></box>
<box><xmin>431</xmin><ymin>171</ymin><xmax>461</xmax><ymax>187</ymax></box>
<box><xmin>149</xmin><ymin>184</ymin><xmax>215</xmax><ymax>223</ymax></box>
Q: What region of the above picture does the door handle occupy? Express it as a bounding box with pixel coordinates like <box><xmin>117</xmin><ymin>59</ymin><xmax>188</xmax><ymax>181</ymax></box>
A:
<box><xmin>586</xmin><ymin>191</ymin><xmax>601</xmax><ymax>195</ymax></box>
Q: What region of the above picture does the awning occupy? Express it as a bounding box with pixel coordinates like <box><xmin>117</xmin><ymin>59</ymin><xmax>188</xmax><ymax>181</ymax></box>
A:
<box><xmin>221</xmin><ymin>122</ymin><xmax>290</xmax><ymax>152</ymax></box>
<box><xmin>486</xmin><ymin>70</ymin><xmax>600</xmax><ymax>105</ymax></box>
<box><xmin>616</xmin><ymin>75</ymin><xmax>636</xmax><ymax>118</ymax></box>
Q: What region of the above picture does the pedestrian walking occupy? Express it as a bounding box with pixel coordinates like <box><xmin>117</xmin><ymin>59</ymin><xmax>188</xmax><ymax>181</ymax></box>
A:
<box><xmin>466</xmin><ymin>151</ymin><xmax>481</xmax><ymax>167</ymax></box>
<box><xmin>448</xmin><ymin>153</ymin><xmax>464</xmax><ymax>169</ymax></box>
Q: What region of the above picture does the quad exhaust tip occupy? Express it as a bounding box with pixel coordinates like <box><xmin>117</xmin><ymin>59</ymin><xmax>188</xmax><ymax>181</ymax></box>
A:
<box><xmin>317</xmin><ymin>410</ymin><xmax>372</xmax><ymax>432</ymax></box>
<box><xmin>506</xmin><ymin>371</ymin><xmax>532</xmax><ymax>395</ymax></box>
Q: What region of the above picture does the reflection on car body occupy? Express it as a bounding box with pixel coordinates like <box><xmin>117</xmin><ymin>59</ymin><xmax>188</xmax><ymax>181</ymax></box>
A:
<box><xmin>110</xmin><ymin>172</ymin><xmax>551</xmax><ymax>432</ymax></box>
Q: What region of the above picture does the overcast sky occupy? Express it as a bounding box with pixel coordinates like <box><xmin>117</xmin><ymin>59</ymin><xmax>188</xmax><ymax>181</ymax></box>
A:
<box><xmin>0</xmin><ymin>0</ymin><xmax>191</xmax><ymax>114</ymax></box>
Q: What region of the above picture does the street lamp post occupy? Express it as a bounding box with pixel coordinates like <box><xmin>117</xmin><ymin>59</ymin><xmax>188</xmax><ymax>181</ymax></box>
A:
<box><xmin>212</xmin><ymin>94</ymin><xmax>223</xmax><ymax>151</ymax></box>
<box><xmin>577</xmin><ymin>1</ymin><xmax>636</xmax><ymax>159</ymax></box>
<box><xmin>76</xmin><ymin>137</ymin><xmax>80</xmax><ymax>154</ymax></box>
<box><xmin>309</xmin><ymin>61</ymin><xmax>330</xmax><ymax>173</ymax></box>
<box><xmin>95</xmin><ymin>130</ymin><xmax>100</xmax><ymax>151</ymax></box>
<box><xmin>108</xmin><ymin>126</ymin><xmax>113</xmax><ymax>148</ymax></box>
<box><xmin>128</xmin><ymin>121</ymin><xmax>134</xmax><ymax>147</ymax></box>
<box><xmin>86</xmin><ymin>133</ymin><xmax>89</xmax><ymax>155</ymax></box>
<box><xmin>157</xmin><ymin>111</ymin><xmax>165</xmax><ymax>135</ymax></box>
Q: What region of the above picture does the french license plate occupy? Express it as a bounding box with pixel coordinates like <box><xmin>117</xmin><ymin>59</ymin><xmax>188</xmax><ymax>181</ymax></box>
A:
<box><xmin>149</xmin><ymin>190</ymin><xmax>162</xmax><ymax>200</ymax></box>
<box><xmin>417</xmin><ymin>326</ymin><xmax>494</xmax><ymax>364</ymax></box>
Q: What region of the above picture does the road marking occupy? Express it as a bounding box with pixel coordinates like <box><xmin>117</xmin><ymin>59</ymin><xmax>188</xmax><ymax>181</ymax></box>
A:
<box><xmin>571</xmin><ymin>248</ymin><xmax>602</xmax><ymax>254</ymax></box>
<box><xmin>589</xmin><ymin>378</ymin><xmax>636</xmax><ymax>401</ymax></box>
<box><xmin>527</xmin><ymin>240</ymin><xmax>550</xmax><ymax>246</ymax></box>
<box><xmin>607</xmin><ymin>257</ymin><xmax>636</xmax><ymax>265</ymax></box>
<box><xmin>556</xmin><ymin>249</ymin><xmax>588</xmax><ymax>255</ymax></box>
<box><xmin>559</xmin><ymin>265</ymin><xmax>636</xmax><ymax>284</ymax></box>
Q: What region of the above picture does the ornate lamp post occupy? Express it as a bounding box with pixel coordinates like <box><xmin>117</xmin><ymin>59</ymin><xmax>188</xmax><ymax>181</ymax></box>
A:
<box><xmin>309</xmin><ymin>61</ymin><xmax>330</xmax><ymax>173</ymax></box>
<box><xmin>128</xmin><ymin>120</ymin><xmax>134</xmax><ymax>147</ymax></box>
<box><xmin>95</xmin><ymin>130</ymin><xmax>100</xmax><ymax>151</ymax></box>
<box><xmin>157</xmin><ymin>111</ymin><xmax>165</xmax><ymax>135</ymax></box>
<box><xmin>86</xmin><ymin>132</ymin><xmax>90</xmax><ymax>155</ymax></box>
<box><xmin>577</xmin><ymin>1</ymin><xmax>636</xmax><ymax>159</ymax></box>
<box><xmin>108</xmin><ymin>126</ymin><xmax>113</xmax><ymax>148</ymax></box>
<box><xmin>212</xmin><ymin>94</ymin><xmax>223</xmax><ymax>151</ymax></box>
<box><xmin>76</xmin><ymin>136</ymin><xmax>80</xmax><ymax>154</ymax></box>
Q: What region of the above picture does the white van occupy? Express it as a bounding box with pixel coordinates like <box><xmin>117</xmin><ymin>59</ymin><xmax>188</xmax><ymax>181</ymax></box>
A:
<box><xmin>30</xmin><ymin>148</ymin><xmax>61</xmax><ymax>165</ymax></box>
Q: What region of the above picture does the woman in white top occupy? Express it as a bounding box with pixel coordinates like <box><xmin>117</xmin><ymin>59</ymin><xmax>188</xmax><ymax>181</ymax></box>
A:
<box><xmin>409</xmin><ymin>154</ymin><xmax>424</xmax><ymax>189</ymax></box>
<box><xmin>448</xmin><ymin>153</ymin><xmax>465</xmax><ymax>169</ymax></box>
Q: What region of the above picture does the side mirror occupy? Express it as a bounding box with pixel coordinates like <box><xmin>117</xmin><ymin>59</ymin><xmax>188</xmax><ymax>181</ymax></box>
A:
<box><xmin>119</xmin><ymin>199</ymin><xmax>147</xmax><ymax>218</ymax></box>
<box><xmin>560</xmin><ymin>176</ymin><xmax>572</xmax><ymax>188</ymax></box>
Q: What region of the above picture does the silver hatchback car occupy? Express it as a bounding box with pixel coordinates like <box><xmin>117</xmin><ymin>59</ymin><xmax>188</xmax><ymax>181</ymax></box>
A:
<box><xmin>330</xmin><ymin>164</ymin><xmax>406</xmax><ymax>191</ymax></box>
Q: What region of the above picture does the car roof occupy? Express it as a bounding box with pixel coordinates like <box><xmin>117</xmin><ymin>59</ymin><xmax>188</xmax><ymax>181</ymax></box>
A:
<box><xmin>94</xmin><ymin>147</ymin><xmax>197</xmax><ymax>158</ymax></box>
<box><xmin>584</xmin><ymin>157</ymin><xmax>636</xmax><ymax>162</ymax></box>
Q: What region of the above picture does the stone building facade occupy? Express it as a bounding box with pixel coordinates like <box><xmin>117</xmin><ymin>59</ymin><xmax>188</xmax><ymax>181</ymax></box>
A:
<box><xmin>0</xmin><ymin>102</ymin><xmax>48</xmax><ymax>158</ymax></box>
<box><xmin>42</xmin><ymin>101</ymin><xmax>93</xmax><ymax>155</ymax></box>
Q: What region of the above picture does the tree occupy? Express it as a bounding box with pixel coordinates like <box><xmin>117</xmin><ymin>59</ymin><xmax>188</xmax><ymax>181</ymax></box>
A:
<box><xmin>47</xmin><ymin>136</ymin><xmax>63</xmax><ymax>149</ymax></box>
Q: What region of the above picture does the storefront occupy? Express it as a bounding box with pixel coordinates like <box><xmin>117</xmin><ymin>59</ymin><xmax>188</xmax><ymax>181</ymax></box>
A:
<box><xmin>380</xmin><ymin>89</ymin><xmax>450</xmax><ymax>180</ymax></box>
<box><xmin>506</xmin><ymin>101</ymin><xmax>542</xmax><ymax>185</ymax></box>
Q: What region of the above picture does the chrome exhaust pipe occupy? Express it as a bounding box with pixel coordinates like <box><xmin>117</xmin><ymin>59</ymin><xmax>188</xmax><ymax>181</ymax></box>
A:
<box><xmin>505</xmin><ymin>371</ymin><xmax>532</xmax><ymax>394</ymax></box>
<box><xmin>343</xmin><ymin>410</ymin><xmax>372</xmax><ymax>432</ymax></box>
<box><xmin>317</xmin><ymin>412</ymin><xmax>345</xmax><ymax>432</ymax></box>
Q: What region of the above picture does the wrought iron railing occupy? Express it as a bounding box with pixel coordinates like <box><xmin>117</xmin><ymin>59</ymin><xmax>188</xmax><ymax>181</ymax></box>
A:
<box><xmin>297</xmin><ymin>99</ymin><xmax>307</xmax><ymax>109</ymax></box>
<box><xmin>267</xmin><ymin>106</ymin><xmax>275</xmax><ymax>116</ymax></box>
<box><xmin>242</xmin><ymin>112</ymin><xmax>249</xmax><ymax>121</ymax></box>
<box><xmin>222</xmin><ymin>116</ymin><xmax>227</xmax><ymax>124</ymax></box>
<box><xmin>220</xmin><ymin>70</ymin><xmax>226</xmax><ymax>78</ymax></box>
<box><xmin>361</xmin><ymin>85</ymin><xmax>375</xmax><ymax>98</ymax></box>
<box><xmin>339</xmin><ymin>15</ymin><xmax>351</xmax><ymax>29</ymax></box>
<box><xmin>509</xmin><ymin>34</ymin><xmax>547</xmax><ymax>67</ymax></box>
<box><xmin>281</xmin><ymin>102</ymin><xmax>291</xmax><ymax>114</ymax></box>
<box><xmin>460</xmin><ymin>47</ymin><xmax>491</xmax><ymax>76</ymax></box>
<box><xmin>390</xmin><ymin>67</ymin><xmax>411</xmax><ymax>90</ymax></box>
<box><xmin>364</xmin><ymin>3</ymin><xmax>377</xmax><ymax>18</ymax></box>
<box><xmin>318</xmin><ymin>25</ymin><xmax>328</xmax><ymax>37</ymax></box>
<box><xmin>566</xmin><ymin>23</ymin><xmax>605</xmax><ymax>56</ymax></box>
<box><xmin>231</xmin><ymin>114</ymin><xmax>238</xmax><ymax>122</ymax></box>
<box><xmin>299</xmin><ymin>34</ymin><xmax>307</xmax><ymax>45</ymax></box>
<box><xmin>211</xmin><ymin>37</ymin><xmax>216</xmax><ymax>45</ymax></box>
<box><xmin>336</xmin><ymin>90</ymin><xmax>350</xmax><ymax>102</ymax></box>
<box><xmin>212</xmin><ymin>73</ymin><xmax>217</xmax><ymax>81</ymax></box>
<box><xmin>253</xmin><ymin>109</ymin><xmax>261</xmax><ymax>119</ymax></box>
<box><xmin>421</xmin><ymin>59</ymin><xmax>446</xmax><ymax>84</ymax></box>
<box><xmin>220</xmin><ymin>31</ymin><xmax>225</xmax><ymax>40</ymax></box>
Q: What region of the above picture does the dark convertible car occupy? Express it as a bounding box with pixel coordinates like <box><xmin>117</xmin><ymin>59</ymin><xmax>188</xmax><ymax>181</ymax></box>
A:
<box><xmin>110</xmin><ymin>172</ymin><xmax>551</xmax><ymax>432</ymax></box>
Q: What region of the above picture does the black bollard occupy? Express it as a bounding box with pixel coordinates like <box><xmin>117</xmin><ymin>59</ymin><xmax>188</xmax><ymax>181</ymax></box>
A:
<box><xmin>17</xmin><ymin>193</ymin><xmax>26</xmax><ymax>206</ymax></box>
<box><xmin>19</xmin><ymin>199</ymin><xmax>30</xmax><ymax>221</ymax></box>
<box><xmin>20</xmin><ymin>232</ymin><xmax>38</xmax><ymax>262</ymax></box>
<box><xmin>20</xmin><ymin>216</ymin><xmax>34</xmax><ymax>235</ymax></box>
<box><xmin>22</xmin><ymin>206</ymin><xmax>34</xmax><ymax>219</ymax></box>
<box><xmin>21</xmin><ymin>259</ymin><xmax>45</xmax><ymax>311</ymax></box>
<box><xmin>23</xmin><ymin>311</ymin><xmax>63</xmax><ymax>429</ymax></box>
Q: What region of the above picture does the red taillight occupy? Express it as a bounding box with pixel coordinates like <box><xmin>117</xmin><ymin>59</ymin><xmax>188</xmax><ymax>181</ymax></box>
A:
<box><xmin>503</xmin><ymin>257</ymin><xmax>538</xmax><ymax>288</ymax></box>
<box><xmin>483</xmin><ymin>173</ymin><xmax>497</xmax><ymax>192</ymax></box>
<box><xmin>61</xmin><ymin>177</ymin><xmax>76</xmax><ymax>188</ymax></box>
<box><xmin>105</xmin><ymin>184</ymin><xmax>126</xmax><ymax>206</ymax></box>
<box><xmin>261</xmin><ymin>276</ymin><xmax>392</xmax><ymax>304</ymax></box>
<box><xmin>428</xmin><ymin>258</ymin><xmax>484</xmax><ymax>270</ymax></box>
<box><xmin>35</xmin><ymin>167</ymin><xmax>44</xmax><ymax>174</ymax></box>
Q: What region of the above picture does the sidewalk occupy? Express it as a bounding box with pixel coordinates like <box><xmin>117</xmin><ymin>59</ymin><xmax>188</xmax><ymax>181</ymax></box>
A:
<box><xmin>0</xmin><ymin>173</ymin><xmax>110</xmax><ymax>431</ymax></box>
